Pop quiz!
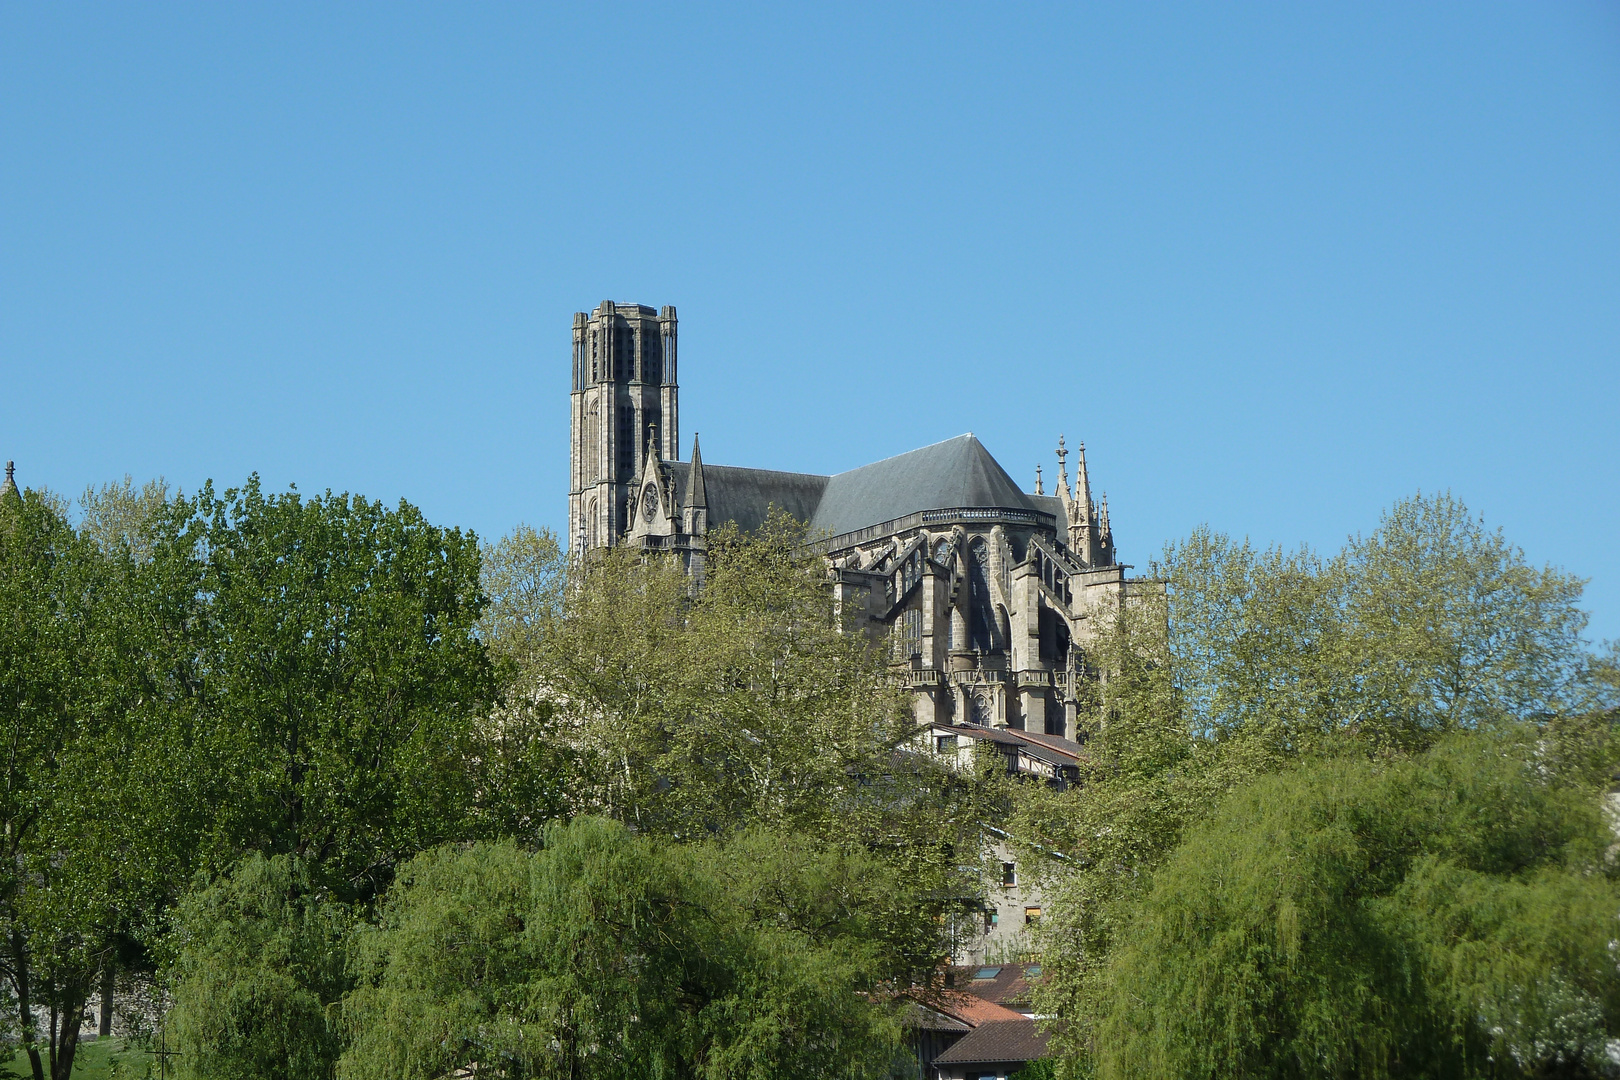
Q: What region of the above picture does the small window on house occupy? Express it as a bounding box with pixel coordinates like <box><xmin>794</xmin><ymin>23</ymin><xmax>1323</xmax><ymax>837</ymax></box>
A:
<box><xmin>1025</xmin><ymin>906</ymin><xmax>1042</xmax><ymax>925</ymax></box>
<box><xmin>984</xmin><ymin>911</ymin><xmax>998</xmax><ymax>932</ymax></box>
<box><xmin>936</xmin><ymin>734</ymin><xmax>957</xmax><ymax>753</ymax></box>
<box><xmin>1001</xmin><ymin>862</ymin><xmax>1016</xmax><ymax>887</ymax></box>
<box><xmin>973</xmin><ymin>966</ymin><xmax>1001</xmax><ymax>980</ymax></box>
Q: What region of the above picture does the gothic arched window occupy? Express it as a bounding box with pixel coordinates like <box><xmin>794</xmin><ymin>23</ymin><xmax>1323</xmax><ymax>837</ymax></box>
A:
<box><xmin>969</xmin><ymin>537</ymin><xmax>994</xmax><ymax>652</ymax></box>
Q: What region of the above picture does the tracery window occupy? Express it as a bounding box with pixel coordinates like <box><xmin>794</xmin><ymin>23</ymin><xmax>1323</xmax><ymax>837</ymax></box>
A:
<box><xmin>969</xmin><ymin>537</ymin><xmax>994</xmax><ymax>652</ymax></box>
<box><xmin>893</xmin><ymin>606</ymin><xmax>923</xmax><ymax>660</ymax></box>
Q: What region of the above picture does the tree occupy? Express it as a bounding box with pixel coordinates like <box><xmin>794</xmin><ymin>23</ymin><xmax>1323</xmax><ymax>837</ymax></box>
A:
<box><xmin>339</xmin><ymin>817</ymin><xmax>905</xmax><ymax>1080</ymax></box>
<box><xmin>478</xmin><ymin>523</ymin><xmax>567</xmax><ymax>670</ymax></box>
<box><xmin>1094</xmin><ymin>728</ymin><xmax>1620</xmax><ymax>1079</ymax></box>
<box><xmin>0</xmin><ymin>485</ymin><xmax>190</xmax><ymax>1080</ymax></box>
<box><xmin>1010</xmin><ymin>493</ymin><xmax>1609</xmax><ymax>1070</ymax></box>
<box><xmin>470</xmin><ymin>524</ymin><xmax>579</xmax><ymax>842</ymax></box>
<box><xmin>526</xmin><ymin>512</ymin><xmax>983</xmax><ymax>868</ymax></box>
<box><xmin>78</xmin><ymin>474</ymin><xmax>171</xmax><ymax>563</ymax></box>
<box><xmin>151</xmin><ymin>476</ymin><xmax>498</xmax><ymax>899</ymax></box>
<box><xmin>166</xmin><ymin>854</ymin><xmax>353</xmax><ymax>1080</ymax></box>
<box><xmin>503</xmin><ymin>512</ymin><xmax>989</xmax><ymax>973</ymax></box>
<box><xmin>155</xmin><ymin>477</ymin><xmax>503</xmax><ymax>1079</ymax></box>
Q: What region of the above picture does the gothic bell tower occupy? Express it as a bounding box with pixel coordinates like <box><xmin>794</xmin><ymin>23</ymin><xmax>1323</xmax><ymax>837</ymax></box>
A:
<box><xmin>569</xmin><ymin>301</ymin><xmax>678</xmax><ymax>551</ymax></box>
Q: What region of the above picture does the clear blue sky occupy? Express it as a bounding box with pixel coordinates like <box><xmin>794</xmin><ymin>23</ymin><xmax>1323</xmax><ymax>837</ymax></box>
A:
<box><xmin>3</xmin><ymin>4</ymin><xmax>1618</xmax><ymax>641</ymax></box>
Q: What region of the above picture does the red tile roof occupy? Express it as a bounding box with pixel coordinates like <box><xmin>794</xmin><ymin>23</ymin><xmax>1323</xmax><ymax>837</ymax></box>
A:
<box><xmin>949</xmin><ymin>961</ymin><xmax>1045</xmax><ymax>1009</ymax></box>
<box><xmin>912</xmin><ymin>988</ymin><xmax>1027</xmax><ymax>1028</ymax></box>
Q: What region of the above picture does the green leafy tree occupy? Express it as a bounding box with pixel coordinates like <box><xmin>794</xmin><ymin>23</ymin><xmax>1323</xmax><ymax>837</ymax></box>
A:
<box><xmin>78</xmin><ymin>474</ymin><xmax>172</xmax><ymax>563</ymax></box>
<box><xmin>511</xmin><ymin>512</ymin><xmax>988</xmax><ymax>974</ymax></box>
<box><xmin>1011</xmin><ymin>493</ymin><xmax>1608</xmax><ymax>1070</ymax></box>
<box><xmin>167</xmin><ymin>854</ymin><xmax>353</xmax><ymax>1080</ymax></box>
<box><xmin>472</xmin><ymin>524</ymin><xmax>578</xmax><ymax>841</ymax></box>
<box><xmin>339</xmin><ymin>817</ymin><xmax>904</xmax><ymax>1080</ymax></box>
<box><xmin>153</xmin><ymin>475</ymin><xmax>497</xmax><ymax>898</ymax></box>
<box><xmin>1094</xmin><ymin>728</ymin><xmax>1620</xmax><ymax>1079</ymax></box>
<box><xmin>0</xmin><ymin>485</ymin><xmax>193</xmax><ymax>1080</ymax></box>
<box><xmin>154</xmin><ymin>477</ymin><xmax>503</xmax><ymax>1079</ymax></box>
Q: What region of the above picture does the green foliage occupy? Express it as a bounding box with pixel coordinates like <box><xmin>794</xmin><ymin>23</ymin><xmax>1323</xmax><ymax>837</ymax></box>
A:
<box><xmin>339</xmin><ymin>817</ymin><xmax>903</xmax><ymax>1080</ymax></box>
<box><xmin>168</xmin><ymin>854</ymin><xmax>354</xmax><ymax>1080</ymax></box>
<box><xmin>78</xmin><ymin>475</ymin><xmax>171</xmax><ymax>563</ymax></box>
<box><xmin>148</xmin><ymin>478</ymin><xmax>514</xmax><ymax>1077</ymax></box>
<box><xmin>151</xmin><ymin>476</ymin><xmax>497</xmax><ymax>899</ymax></box>
<box><xmin>479</xmin><ymin>523</ymin><xmax>566</xmax><ymax>669</ymax></box>
<box><xmin>0</xmin><ymin>485</ymin><xmax>189</xmax><ymax>1080</ymax></box>
<box><xmin>467</xmin><ymin>524</ymin><xmax>575</xmax><ymax>841</ymax></box>
<box><xmin>516</xmin><ymin>512</ymin><xmax>982</xmax><ymax>947</ymax></box>
<box><xmin>1095</xmin><ymin>731</ymin><xmax>1620</xmax><ymax>1079</ymax></box>
<box><xmin>493</xmin><ymin>511</ymin><xmax>990</xmax><ymax>978</ymax></box>
<box><xmin>1010</xmin><ymin>493</ymin><xmax>1611</xmax><ymax>1070</ymax></box>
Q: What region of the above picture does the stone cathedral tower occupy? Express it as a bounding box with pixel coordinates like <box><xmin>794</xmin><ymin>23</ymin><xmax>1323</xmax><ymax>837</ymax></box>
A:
<box><xmin>569</xmin><ymin>301</ymin><xmax>679</xmax><ymax>551</ymax></box>
<box><xmin>565</xmin><ymin>299</ymin><xmax>1151</xmax><ymax>746</ymax></box>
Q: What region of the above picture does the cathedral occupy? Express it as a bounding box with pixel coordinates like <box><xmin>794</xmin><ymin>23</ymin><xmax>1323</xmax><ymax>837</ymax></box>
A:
<box><xmin>569</xmin><ymin>300</ymin><xmax>1152</xmax><ymax>770</ymax></box>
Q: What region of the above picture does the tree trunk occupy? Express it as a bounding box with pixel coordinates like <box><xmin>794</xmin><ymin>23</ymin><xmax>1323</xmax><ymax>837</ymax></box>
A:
<box><xmin>98</xmin><ymin>961</ymin><xmax>113</xmax><ymax>1038</ymax></box>
<box><xmin>12</xmin><ymin>929</ymin><xmax>45</xmax><ymax>1080</ymax></box>
<box><xmin>47</xmin><ymin>978</ymin><xmax>87</xmax><ymax>1080</ymax></box>
<box><xmin>50</xmin><ymin>990</ymin><xmax>83</xmax><ymax>1080</ymax></box>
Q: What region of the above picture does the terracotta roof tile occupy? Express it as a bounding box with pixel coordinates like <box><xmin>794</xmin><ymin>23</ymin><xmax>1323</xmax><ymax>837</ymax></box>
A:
<box><xmin>911</xmin><ymin>988</ymin><xmax>1027</xmax><ymax>1028</ymax></box>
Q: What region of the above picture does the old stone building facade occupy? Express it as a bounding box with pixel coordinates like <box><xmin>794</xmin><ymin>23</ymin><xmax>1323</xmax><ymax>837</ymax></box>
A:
<box><xmin>570</xmin><ymin>299</ymin><xmax>1161</xmax><ymax>964</ymax></box>
<box><xmin>569</xmin><ymin>300</ymin><xmax>1152</xmax><ymax>751</ymax></box>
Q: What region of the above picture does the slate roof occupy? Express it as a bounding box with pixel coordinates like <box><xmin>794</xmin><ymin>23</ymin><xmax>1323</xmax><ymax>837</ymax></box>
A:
<box><xmin>659</xmin><ymin>434</ymin><xmax>1048</xmax><ymax>542</ymax></box>
<box><xmin>660</xmin><ymin>461</ymin><xmax>829</xmax><ymax>535</ymax></box>
<box><xmin>1029</xmin><ymin>493</ymin><xmax>1066</xmax><ymax>523</ymax></box>
<box><xmin>808</xmin><ymin>435</ymin><xmax>1040</xmax><ymax>539</ymax></box>
<box><xmin>938</xmin><ymin>724</ymin><xmax>1081</xmax><ymax>771</ymax></box>
<box><xmin>931</xmin><ymin>1019</ymin><xmax>1050</xmax><ymax>1065</ymax></box>
<box><xmin>899</xmin><ymin>1002</ymin><xmax>972</xmax><ymax>1033</ymax></box>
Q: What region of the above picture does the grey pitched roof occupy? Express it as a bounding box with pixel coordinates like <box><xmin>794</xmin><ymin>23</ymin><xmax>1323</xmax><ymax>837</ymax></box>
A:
<box><xmin>900</xmin><ymin>1002</ymin><xmax>972</xmax><ymax>1033</ymax></box>
<box><xmin>660</xmin><ymin>461</ymin><xmax>829</xmax><ymax>535</ymax></box>
<box><xmin>807</xmin><ymin>435</ymin><xmax>1040</xmax><ymax>539</ymax></box>
<box><xmin>1029</xmin><ymin>493</ymin><xmax>1066</xmax><ymax>522</ymax></box>
<box><xmin>656</xmin><ymin>433</ymin><xmax>1043</xmax><ymax>540</ymax></box>
<box><xmin>931</xmin><ymin>1019</ymin><xmax>1050</xmax><ymax>1065</ymax></box>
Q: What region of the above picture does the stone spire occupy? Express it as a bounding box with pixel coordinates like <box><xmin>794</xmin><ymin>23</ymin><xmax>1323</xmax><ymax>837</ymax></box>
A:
<box><xmin>1074</xmin><ymin>441</ymin><xmax>1094</xmax><ymax>523</ymax></box>
<box><xmin>1054</xmin><ymin>436</ymin><xmax>1073</xmax><ymax>507</ymax></box>
<box><xmin>1033</xmin><ymin>463</ymin><xmax>1044</xmax><ymax>496</ymax></box>
<box><xmin>1065</xmin><ymin>442</ymin><xmax>1098</xmax><ymax>565</ymax></box>
<box><xmin>683</xmin><ymin>433</ymin><xmax>707</xmax><ymax>535</ymax></box>
<box><xmin>0</xmin><ymin>461</ymin><xmax>15</xmax><ymax>500</ymax></box>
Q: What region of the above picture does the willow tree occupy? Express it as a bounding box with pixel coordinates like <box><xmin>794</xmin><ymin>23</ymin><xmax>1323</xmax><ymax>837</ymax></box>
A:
<box><xmin>1009</xmin><ymin>492</ymin><xmax>1614</xmax><ymax>1071</ymax></box>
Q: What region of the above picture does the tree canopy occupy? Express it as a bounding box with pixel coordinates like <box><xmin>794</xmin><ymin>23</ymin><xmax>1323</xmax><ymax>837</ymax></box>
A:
<box><xmin>1097</xmin><ymin>729</ymin><xmax>1620</xmax><ymax>1079</ymax></box>
<box><xmin>340</xmin><ymin>817</ymin><xmax>905</xmax><ymax>1080</ymax></box>
<box><xmin>1010</xmin><ymin>492</ymin><xmax>1619</xmax><ymax>1073</ymax></box>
